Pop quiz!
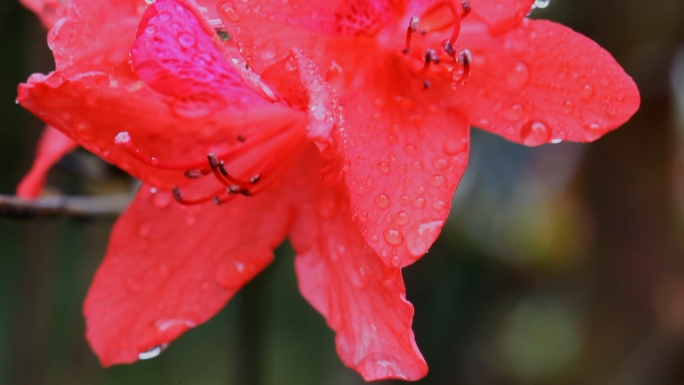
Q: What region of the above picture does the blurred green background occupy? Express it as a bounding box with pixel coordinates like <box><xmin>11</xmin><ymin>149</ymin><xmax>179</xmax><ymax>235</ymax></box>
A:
<box><xmin>2</xmin><ymin>0</ymin><xmax>684</xmax><ymax>384</ymax></box>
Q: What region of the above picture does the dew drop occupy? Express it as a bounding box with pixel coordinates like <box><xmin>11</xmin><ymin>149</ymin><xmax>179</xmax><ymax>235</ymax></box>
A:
<box><xmin>562</xmin><ymin>99</ymin><xmax>574</xmax><ymax>114</ymax></box>
<box><xmin>532</xmin><ymin>0</ymin><xmax>550</xmax><ymax>9</ymax></box>
<box><xmin>158</xmin><ymin>11</ymin><xmax>171</xmax><ymax>21</ymax></box>
<box><xmin>405</xmin><ymin>220</ymin><xmax>444</xmax><ymax>258</ymax></box>
<box><xmin>433</xmin><ymin>158</ymin><xmax>447</xmax><ymax>170</ymax></box>
<box><xmin>378</xmin><ymin>161</ymin><xmax>390</xmax><ymax>174</ymax></box>
<box><xmin>505</xmin><ymin>103</ymin><xmax>525</xmax><ymax>121</ymax></box>
<box><xmin>412</xmin><ymin>160</ymin><xmax>423</xmax><ymax>170</ymax></box>
<box><xmin>519</xmin><ymin>120</ymin><xmax>551</xmax><ymax>146</ymax></box>
<box><xmin>399</xmin><ymin>195</ymin><xmax>410</xmax><ymax>205</ymax></box>
<box><xmin>139</xmin><ymin>344</ymin><xmax>168</xmax><ymax>360</ymax></box>
<box><xmin>405</xmin><ymin>144</ymin><xmax>418</xmax><ymax>156</ymax></box>
<box><xmin>177</xmin><ymin>32</ymin><xmax>196</xmax><ymax>48</ymax></box>
<box><xmin>506</xmin><ymin>61</ymin><xmax>530</xmax><ymax>89</ymax></box>
<box><xmin>383</xmin><ymin>228</ymin><xmax>403</xmax><ymax>246</ymax></box>
<box><xmin>144</xmin><ymin>25</ymin><xmax>157</xmax><ymax>35</ymax></box>
<box><xmin>443</xmin><ymin>138</ymin><xmax>466</xmax><ymax>155</ymax></box>
<box><xmin>432</xmin><ymin>200</ymin><xmax>446</xmax><ymax>211</ymax></box>
<box><xmin>221</xmin><ymin>3</ymin><xmax>240</xmax><ymax>22</ymax></box>
<box><xmin>581</xmin><ymin>84</ymin><xmax>594</xmax><ymax>100</ymax></box>
<box><xmin>375</xmin><ymin>194</ymin><xmax>390</xmax><ymax>208</ymax></box>
<box><xmin>216</xmin><ymin>260</ymin><xmax>249</xmax><ymax>290</ymax></box>
<box><xmin>413</xmin><ymin>197</ymin><xmax>426</xmax><ymax>208</ymax></box>
<box><xmin>429</xmin><ymin>174</ymin><xmax>446</xmax><ymax>187</ymax></box>
<box><xmin>152</xmin><ymin>191</ymin><xmax>172</xmax><ymax>208</ymax></box>
<box><xmin>396</xmin><ymin>211</ymin><xmax>410</xmax><ymax>225</ymax></box>
<box><xmin>390</xmin><ymin>255</ymin><xmax>401</xmax><ymax>267</ymax></box>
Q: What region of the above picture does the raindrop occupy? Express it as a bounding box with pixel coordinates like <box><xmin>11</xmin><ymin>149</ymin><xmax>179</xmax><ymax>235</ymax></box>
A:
<box><xmin>405</xmin><ymin>220</ymin><xmax>444</xmax><ymax>258</ymax></box>
<box><xmin>405</xmin><ymin>144</ymin><xmax>418</xmax><ymax>156</ymax></box>
<box><xmin>390</xmin><ymin>255</ymin><xmax>401</xmax><ymax>267</ymax></box>
<box><xmin>562</xmin><ymin>100</ymin><xmax>574</xmax><ymax>114</ymax></box>
<box><xmin>581</xmin><ymin>84</ymin><xmax>594</xmax><ymax>100</ymax></box>
<box><xmin>152</xmin><ymin>192</ymin><xmax>172</xmax><ymax>208</ymax></box>
<box><xmin>433</xmin><ymin>158</ymin><xmax>447</xmax><ymax>170</ymax></box>
<box><xmin>375</xmin><ymin>194</ymin><xmax>390</xmax><ymax>208</ymax></box>
<box><xmin>506</xmin><ymin>62</ymin><xmax>531</xmax><ymax>89</ymax></box>
<box><xmin>443</xmin><ymin>138</ymin><xmax>466</xmax><ymax>155</ymax></box>
<box><xmin>221</xmin><ymin>3</ymin><xmax>240</xmax><ymax>22</ymax></box>
<box><xmin>413</xmin><ymin>197</ymin><xmax>426</xmax><ymax>208</ymax></box>
<box><xmin>532</xmin><ymin>0</ymin><xmax>550</xmax><ymax>8</ymax></box>
<box><xmin>383</xmin><ymin>228</ymin><xmax>404</xmax><ymax>246</ymax></box>
<box><xmin>519</xmin><ymin>120</ymin><xmax>551</xmax><ymax>146</ymax></box>
<box><xmin>505</xmin><ymin>103</ymin><xmax>525</xmax><ymax>121</ymax></box>
<box><xmin>144</xmin><ymin>25</ymin><xmax>157</xmax><ymax>35</ymax></box>
<box><xmin>177</xmin><ymin>32</ymin><xmax>196</xmax><ymax>48</ymax></box>
<box><xmin>144</xmin><ymin>0</ymin><xmax>155</xmax><ymax>4</ymax></box>
<box><xmin>216</xmin><ymin>260</ymin><xmax>249</xmax><ymax>290</ymax></box>
<box><xmin>378</xmin><ymin>162</ymin><xmax>390</xmax><ymax>174</ymax></box>
<box><xmin>399</xmin><ymin>195</ymin><xmax>410</xmax><ymax>205</ymax></box>
<box><xmin>139</xmin><ymin>344</ymin><xmax>168</xmax><ymax>360</ymax></box>
<box><xmin>396</xmin><ymin>211</ymin><xmax>410</xmax><ymax>225</ymax></box>
<box><xmin>429</xmin><ymin>174</ymin><xmax>446</xmax><ymax>187</ymax></box>
<box><xmin>158</xmin><ymin>12</ymin><xmax>171</xmax><ymax>21</ymax></box>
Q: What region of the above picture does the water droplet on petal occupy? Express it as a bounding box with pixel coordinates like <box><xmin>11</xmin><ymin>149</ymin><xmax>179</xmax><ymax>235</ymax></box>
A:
<box><xmin>399</xmin><ymin>195</ymin><xmax>410</xmax><ymax>205</ymax></box>
<box><xmin>396</xmin><ymin>211</ymin><xmax>410</xmax><ymax>225</ymax></box>
<box><xmin>413</xmin><ymin>197</ymin><xmax>426</xmax><ymax>208</ymax></box>
<box><xmin>216</xmin><ymin>260</ymin><xmax>249</xmax><ymax>290</ymax></box>
<box><xmin>429</xmin><ymin>174</ymin><xmax>446</xmax><ymax>187</ymax></box>
<box><xmin>383</xmin><ymin>228</ymin><xmax>403</xmax><ymax>246</ymax></box>
<box><xmin>581</xmin><ymin>84</ymin><xmax>594</xmax><ymax>100</ymax></box>
<box><xmin>506</xmin><ymin>103</ymin><xmax>524</xmax><ymax>121</ymax></box>
<box><xmin>562</xmin><ymin>100</ymin><xmax>574</xmax><ymax>114</ymax></box>
<box><xmin>378</xmin><ymin>161</ymin><xmax>390</xmax><ymax>174</ymax></box>
<box><xmin>221</xmin><ymin>3</ymin><xmax>240</xmax><ymax>22</ymax></box>
<box><xmin>405</xmin><ymin>144</ymin><xmax>418</xmax><ymax>156</ymax></box>
<box><xmin>519</xmin><ymin>120</ymin><xmax>551</xmax><ymax>146</ymax></box>
<box><xmin>158</xmin><ymin>11</ymin><xmax>171</xmax><ymax>21</ymax></box>
<box><xmin>177</xmin><ymin>32</ymin><xmax>196</xmax><ymax>48</ymax></box>
<box><xmin>443</xmin><ymin>138</ymin><xmax>467</xmax><ymax>155</ymax></box>
<box><xmin>139</xmin><ymin>344</ymin><xmax>168</xmax><ymax>360</ymax></box>
<box><xmin>152</xmin><ymin>192</ymin><xmax>172</xmax><ymax>208</ymax></box>
<box><xmin>375</xmin><ymin>194</ymin><xmax>390</xmax><ymax>208</ymax></box>
<box><xmin>144</xmin><ymin>25</ymin><xmax>157</xmax><ymax>35</ymax></box>
<box><xmin>390</xmin><ymin>255</ymin><xmax>401</xmax><ymax>267</ymax></box>
<box><xmin>405</xmin><ymin>220</ymin><xmax>444</xmax><ymax>258</ymax></box>
<box><xmin>506</xmin><ymin>61</ymin><xmax>530</xmax><ymax>89</ymax></box>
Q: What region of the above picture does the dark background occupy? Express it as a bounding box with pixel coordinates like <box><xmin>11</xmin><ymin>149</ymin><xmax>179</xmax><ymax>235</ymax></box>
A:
<box><xmin>1</xmin><ymin>0</ymin><xmax>684</xmax><ymax>384</ymax></box>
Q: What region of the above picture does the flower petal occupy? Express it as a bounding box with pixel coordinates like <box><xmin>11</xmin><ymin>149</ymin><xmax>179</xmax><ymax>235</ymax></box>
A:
<box><xmin>48</xmin><ymin>0</ymin><xmax>141</xmax><ymax>75</ymax></box>
<box><xmin>456</xmin><ymin>19</ymin><xmax>640</xmax><ymax>145</ymax></box>
<box><xmin>341</xmin><ymin>74</ymin><xmax>470</xmax><ymax>267</ymax></box>
<box><xmin>290</xmin><ymin>175</ymin><xmax>428</xmax><ymax>381</ymax></box>
<box><xmin>17</xmin><ymin>125</ymin><xmax>77</xmax><ymax>198</ymax></box>
<box><xmin>468</xmin><ymin>0</ymin><xmax>534</xmax><ymax>35</ymax></box>
<box><xmin>18</xmin><ymin>0</ymin><xmax>304</xmax><ymax>190</ymax></box>
<box><xmin>84</xmin><ymin>179</ymin><xmax>299</xmax><ymax>365</ymax></box>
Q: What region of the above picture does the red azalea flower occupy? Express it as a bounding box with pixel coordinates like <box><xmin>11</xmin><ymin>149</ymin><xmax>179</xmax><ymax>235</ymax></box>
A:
<box><xmin>16</xmin><ymin>0</ymin><xmax>639</xmax><ymax>381</ymax></box>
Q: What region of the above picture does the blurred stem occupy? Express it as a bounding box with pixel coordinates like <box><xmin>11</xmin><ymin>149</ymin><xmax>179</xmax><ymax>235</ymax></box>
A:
<box><xmin>235</xmin><ymin>266</ymin><xmax>270</xmax><ymax>385</ymax></box>
<box><xmin>0</xmin><ymin>193</ymin><xmax>131</xmax><ymax>218</ymax></box>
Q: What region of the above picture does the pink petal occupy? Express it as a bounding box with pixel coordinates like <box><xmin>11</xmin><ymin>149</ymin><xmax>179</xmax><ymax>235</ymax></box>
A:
<box><xmin>17</xmin><ymin>125</ymin><xmax>77</xmax><ymax>198</ymax></box>
<box><xmin>456</xmin><ymin>19</ymin><xmax>640</xmax><ymax>145</ymax></box>
<box><xmin>84</xmin><ymin>179</ymin><xmax>298</xmax><ymax>365</ymax></box>
<box><xmin>290</xmin><ymin>172</ymin><xmax>428</xmax><ymax>381</ymax></box>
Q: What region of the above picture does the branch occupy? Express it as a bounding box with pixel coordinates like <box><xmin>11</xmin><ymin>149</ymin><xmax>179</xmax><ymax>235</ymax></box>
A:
<box><xmin>0</xmin><ymin>193</ymin><xmax>132</xmax><ymax>218</ymax></box>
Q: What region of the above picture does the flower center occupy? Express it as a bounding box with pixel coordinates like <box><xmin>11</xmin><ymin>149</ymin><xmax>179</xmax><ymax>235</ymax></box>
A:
<box><xmin>400</xmin><ymin>0</ymin><xmax>472</xmax><ymax>89</ymax></box>
<box><xmin>114</xmin><ymin>122</ymin><xmax>307</xmax><ymax>205</ymax></box>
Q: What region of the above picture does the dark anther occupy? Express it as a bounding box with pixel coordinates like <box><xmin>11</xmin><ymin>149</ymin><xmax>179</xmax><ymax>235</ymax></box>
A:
<box><xmin>207</xmin><ymin>153</ymin><xmax>220</xmax><ymax>168</ymax></box>
<box><xmin>213</xmin><ymin>196</ymin><xmax>222</xmax><ymax>205</ymax></box>
<box><xmin>424</xmin><ymin>49</ymin><xmax>439</xmax><ymax>64</ymax></box>
<box><xmin>236</xmin><ymin>135</ymin><xmax>246</xmax><ymax>142</ymax></box>
<box><xmin>184</xmin><ymin>169</ymin><xmax>202</xmax><ymax>179</ymax></box>
<box><xmin>443</xmin><ymin>40</ymin><xmax>455</xmax><ymax>56</ymax></box>
<box><xmin>240</xmin><ymin>189</ymin><xmax>252</xmax><ymax>196</ymax></box>
<box><xmin>409</xmin><ymin>16</ymin><xmax>419</xmax><ymax>32</ymax></box>
<box><xmin>171</xmin><ymin>187</ymin><xmax>183</xmax><ymax>203</ymax></box>
<box><xmin>250</xmin><ymin>175</ymin><xmax>261</xmax><ymax>184</ymax></box>
<box><xmin>419</xmin><ymin>29</ymin><xmax>426</xmax><ymax>35</ymax></box>
<box><xmin>458</xmin><ymin>49</ymin><xmax>472</xmax><ymax>65</ymax></box>
<box><xmin>423</xmin><ymin>80</ymin><xmax>431</xmax><ymax>89</ymax></box>
<box><xmin>402</xmin><ymin>48</ymin><xmax>411</xmax><ymax>55</ymax></box>
<box><xmin>461</xmin><ymin>0</ymin><xmax>471</xmax><ymax>15</ymax></box>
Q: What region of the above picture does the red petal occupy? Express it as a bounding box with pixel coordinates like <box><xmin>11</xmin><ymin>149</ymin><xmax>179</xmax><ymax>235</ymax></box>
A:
<box><xmin>48</xmin><ymin>0</ymin><xmax>141</xmax><ymax>75</ymax></box>
<box><xmin>84</xmin><ymin>179</ymin><xmax>298</xmax><ymax>365</ymax></box>
<box><xmin>19</xmin><ymin>0</ymin><xmax>66</xmax><ymax>28</ymax></box>
<box><xmin>17</xmin><ymin>125</ymin><xmax>77</xmax><ymax>198</ymax></box>
<box><xmin>290</xmin><ymin>175</ymin><xmax>428</xmax><ymax>381</ymax></box>
<box><xmin>468</xmin><ymin>0</ymin><xmax>534</xmax><ymax>35</ymax></box>
<box><xmin>456</xmin><ymin>19</ymin><xmax>640</xmax><ymax>145</ymax></box>
<box><xmin>132</xmin><ymin>0</ymin><xmax>274</xmax><ymax>105</ymax></box>
<box><xmin>341</xmin><ymin>73</ymin><xmax>470</xmax><ymax>268</ymax></box>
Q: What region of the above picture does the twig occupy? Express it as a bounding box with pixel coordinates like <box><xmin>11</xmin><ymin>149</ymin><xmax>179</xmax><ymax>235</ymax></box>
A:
<box><xmin>0</xmin><ymin>193</ymin><xmax>131</xmax><ymax>218</ymax></box>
